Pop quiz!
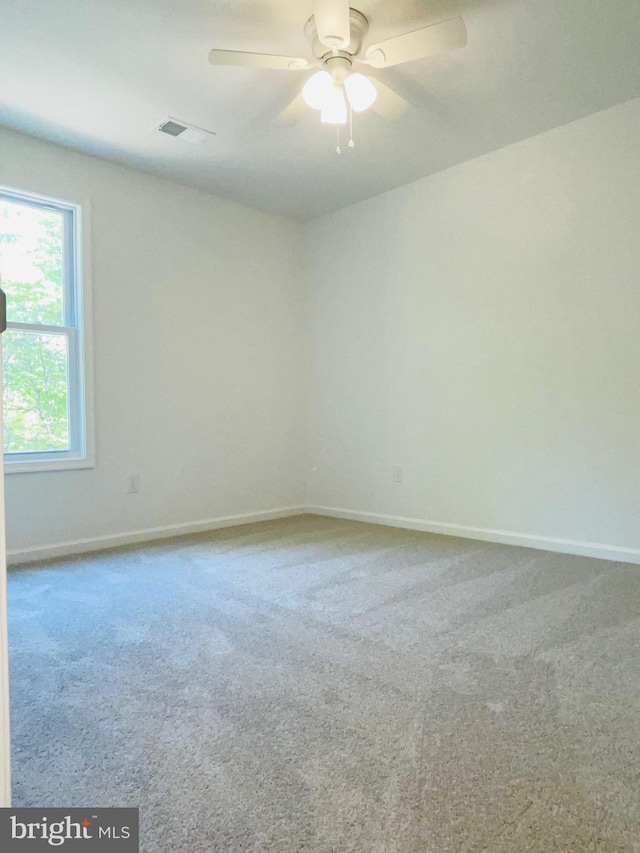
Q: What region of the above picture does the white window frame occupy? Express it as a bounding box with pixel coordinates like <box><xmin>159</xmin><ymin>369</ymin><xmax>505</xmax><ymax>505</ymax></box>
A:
<box><xmin>1</xmin><ymin>186</ymin><xmax>94</xmax><ymax>474</ymax></box>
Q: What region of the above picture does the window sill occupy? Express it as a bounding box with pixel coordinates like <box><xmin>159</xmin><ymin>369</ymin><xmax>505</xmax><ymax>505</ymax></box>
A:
<box><xmin>4</xmin><ymin>457</ymin><xmax>95</xmax><ymax>475</ymax></box>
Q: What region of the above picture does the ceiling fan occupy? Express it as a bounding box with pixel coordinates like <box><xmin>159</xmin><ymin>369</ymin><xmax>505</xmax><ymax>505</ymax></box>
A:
<box><xmin>208</xmin><ymin>0</ymin><xmax>467</xmax><ymax>145</ymax></box>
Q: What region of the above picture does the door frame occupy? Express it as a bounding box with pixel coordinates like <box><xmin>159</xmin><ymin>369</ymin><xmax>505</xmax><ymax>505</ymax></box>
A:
<box><xmin>0</xmin><ymin>339</ymin><xmax>11</xmax><ymax>806</ymax></box>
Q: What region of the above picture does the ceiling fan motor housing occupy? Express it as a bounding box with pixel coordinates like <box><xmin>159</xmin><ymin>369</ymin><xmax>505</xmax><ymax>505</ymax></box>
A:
<box><xmin>304</xmin><ymin>8</ymin><xmax>369</xmax><ymax>60</ymax></box>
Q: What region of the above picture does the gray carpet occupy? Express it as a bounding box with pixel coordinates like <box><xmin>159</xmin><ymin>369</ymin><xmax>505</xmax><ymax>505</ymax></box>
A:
<box><xmin>7</xmin><ymin>514</ymin><xmax>640</xmax><ymax>851</ymax></box>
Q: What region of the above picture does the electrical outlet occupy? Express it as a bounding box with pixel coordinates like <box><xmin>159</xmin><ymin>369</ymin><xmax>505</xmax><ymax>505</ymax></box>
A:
<box><xmin>393</xmin><ymin>464</ymin><xmax>403</xmax><ymax>483</ymax></box>
<box><xmin>127</xmin><ymin>474</ymin><xmax>140</xmax><ymax>494</ymax></box>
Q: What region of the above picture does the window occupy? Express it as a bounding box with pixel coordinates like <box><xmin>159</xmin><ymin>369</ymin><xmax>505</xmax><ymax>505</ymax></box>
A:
<box><xmin>0</xmin><ymin>187</ymin><xmax>92</xmax><ymax>472</ymax></box>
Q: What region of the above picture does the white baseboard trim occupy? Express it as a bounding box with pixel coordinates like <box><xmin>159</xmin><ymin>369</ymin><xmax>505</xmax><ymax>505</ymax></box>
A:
<box><xmin>6</xmin><ymin>506</ymin><xmax>306</xmax><ymax>566</ymax></box>
<box><xmin>306</xmin><ymin>505</ymin><xmax>640</xmax><ymax>565</ymax></box>
<box><xmin>8</xmin><ymin>504</ymin><xmax>640</xmax><ymax>567</ymax></box>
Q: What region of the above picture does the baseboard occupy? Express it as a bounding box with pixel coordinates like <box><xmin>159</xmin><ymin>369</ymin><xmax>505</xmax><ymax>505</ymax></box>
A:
<box><xmin>6</xmin><ymin>506</ymin><xmax>306</xmax><ymax>566</ymax></box>
<box><xmin>8</xmin><ymin>503</ymin><xmax>640</xmax><ymax>567</ymax></box>
<box><xmin>306</xmin><ymin>505</ymin><xmax>640</xmax><ymax>565</ymax></box>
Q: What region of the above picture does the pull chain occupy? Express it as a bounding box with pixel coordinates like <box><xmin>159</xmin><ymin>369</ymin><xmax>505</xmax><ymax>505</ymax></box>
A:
<box><xmin>336</xmin><ymin>124</ymin><xmax>341</xmax><ymax>155</ymax></box>
<box><xmin>348</xmin><ymin>105</ymin><xmax>355</xmax><ymax>148</ymax></box>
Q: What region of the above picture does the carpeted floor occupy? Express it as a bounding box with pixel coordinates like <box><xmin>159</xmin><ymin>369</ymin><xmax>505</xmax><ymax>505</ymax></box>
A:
<box><xmin>7</xmin><ymin>514</ymin><xmax>640</xmax><ymax>851</ymax></box>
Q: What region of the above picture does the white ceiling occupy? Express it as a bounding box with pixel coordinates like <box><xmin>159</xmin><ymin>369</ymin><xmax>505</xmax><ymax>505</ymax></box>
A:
<box><xmin>1</xmin><ymin>0</ymin><xmax>639</xmax><ymax>221</ymax></box>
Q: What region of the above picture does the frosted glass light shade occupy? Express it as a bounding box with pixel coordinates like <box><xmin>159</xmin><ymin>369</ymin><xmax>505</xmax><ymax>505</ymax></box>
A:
<box><xmin>302</xmin><ymin>71</ymin><xmax>333</xmax><ymax>110</ymax></box>
<box><xmin>344</xmin><ymin>73</ymin><xmax>377</xmax><ymax>112</ymax></box>
<box><xmin>320</xmin><ymin>87</ymin><xmax>347</xmax><ymax>124</ymax></box>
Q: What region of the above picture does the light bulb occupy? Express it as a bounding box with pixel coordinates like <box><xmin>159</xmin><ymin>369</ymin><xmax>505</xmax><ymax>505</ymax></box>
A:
<box><xmin>302</xmin><ymin>71</ymin><xmax>333</xmax><ymax>110</ymax></box>
<box><xmin>344</xmin><ymin>73</ymin><xmax>377</xmax><ymax>112</ymax></box>
<box><xmin>320</xmin><ymin>87</ymin><xmax>347</xmax><ymax>125</ymax></box>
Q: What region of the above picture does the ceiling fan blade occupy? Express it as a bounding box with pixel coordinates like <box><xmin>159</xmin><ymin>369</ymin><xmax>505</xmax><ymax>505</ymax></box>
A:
<box><xmin>365</xmin><ymin>17</ymin><xmax>467</xmax><ymax>69</ymax></box>
<box><xmin>369</xmin><ymin>78</ymin><xmax>411</xmax><ymax>120</ymax></box>
<box><xmin>208</xmin><ymin>49</ymin><xmax>309</xmax><ymax>71</ymax></box>
<box><xmin>273</xmin><ymin>95</ymin><xmax>308</xmax><ymax>127</ymax></box>
<box><xmin>313</xmin><ymin>0</ymin><xmax>351</xmax><ymax>49</ymax></box>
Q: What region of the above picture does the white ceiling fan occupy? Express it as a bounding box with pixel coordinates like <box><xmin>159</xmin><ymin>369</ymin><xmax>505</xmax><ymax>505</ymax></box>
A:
<box><xmin>208</xmin><ymin>0</ymin><xmax>467</xmax><ymax>137</ymax></box>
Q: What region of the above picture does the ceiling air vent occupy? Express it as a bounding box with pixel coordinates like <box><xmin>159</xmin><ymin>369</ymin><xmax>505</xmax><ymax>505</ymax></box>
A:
<box><xmin>156</xmin><ymin>117</ymin><xmax>216</xmax><ymax>144</ymax></box>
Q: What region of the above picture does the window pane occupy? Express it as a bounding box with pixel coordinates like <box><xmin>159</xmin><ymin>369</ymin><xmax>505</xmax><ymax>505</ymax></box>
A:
<box><xmin>3</xmin><ymin>329</ymin><xmax>69</xmax><ymax>453</ymax></box>
<box><xmin>0</xmin><ymin>197</ymin><xmax>65</xmax><ymax>325</ymax></box>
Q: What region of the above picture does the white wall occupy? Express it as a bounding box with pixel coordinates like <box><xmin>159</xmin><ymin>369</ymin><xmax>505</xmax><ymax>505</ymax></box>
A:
<box><xmin>3</xmin><ymin>97</ymin><xmax>640</xmax><ymax>564</ymax></box>
<box><xmin>305</xmin><ymin>97</ymin><xmax>640</xmax><ymax>560</ymax></box>
<box><xmin>0</xmin><ymin>127</ymin><xmax>306</xmax><ymax>557</ymax></box>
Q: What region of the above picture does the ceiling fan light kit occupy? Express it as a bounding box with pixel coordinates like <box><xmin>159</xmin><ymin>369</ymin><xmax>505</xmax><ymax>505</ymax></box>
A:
<box><xmin>344</xmin><ymin>73</ymin><xmax>377</xmax><ymax>112</ymax></box>
<box><xmin>303</xmin><ymin>62</ymin><xmax>377</xmax><ymax>121</ymax></box>
<box><xmin>207</xmin><ymin>1</ymin><xmax>467</xmax><ymax>151</ymax></box>
<box><xmin>302</xmin><ymin>70</ymin><xmax>333</xmax><ymax>110</ymax></box>
<box><xmin>320</xmin><ymin>87</ymin><xmax>347</xmax><ymax>125</ymax></box>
